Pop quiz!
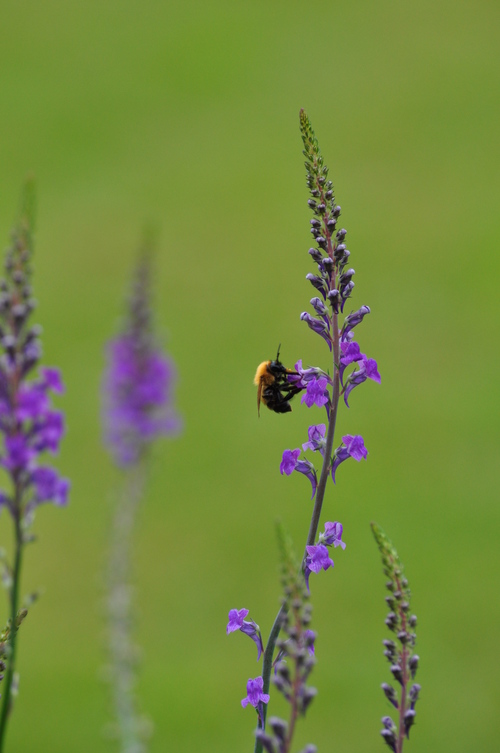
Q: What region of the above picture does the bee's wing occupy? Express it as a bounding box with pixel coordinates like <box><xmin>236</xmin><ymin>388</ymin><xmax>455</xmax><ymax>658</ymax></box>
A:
<box><xmin>257</xmin><ymin>378</ymin><xmax>263</xmax><ymax>417</ymax></box>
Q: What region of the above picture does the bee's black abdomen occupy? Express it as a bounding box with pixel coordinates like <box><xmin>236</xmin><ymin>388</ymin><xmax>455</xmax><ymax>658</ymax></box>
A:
<box><xmin>272</xmin><ymin>401</ymin><xmax>293</xmax><ymax>414</ymax></box>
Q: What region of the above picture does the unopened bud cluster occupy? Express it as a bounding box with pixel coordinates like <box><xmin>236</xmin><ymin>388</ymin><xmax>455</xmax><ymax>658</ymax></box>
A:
<box><xmin>300</xmin><ymin>107</ymin><xmax>355</xmax><ymax>338</ymax></box>
<box><xmin>371</xmin><ymin>523</ymin><xmax>420</xmax><ymax>752</ymax></box>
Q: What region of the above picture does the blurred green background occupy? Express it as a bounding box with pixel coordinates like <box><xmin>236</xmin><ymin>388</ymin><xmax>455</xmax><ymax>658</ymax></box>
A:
<box><xmin>0</xmin><ymin>0</ymin><xmax>498</xmax><ymax>751</ymax></box>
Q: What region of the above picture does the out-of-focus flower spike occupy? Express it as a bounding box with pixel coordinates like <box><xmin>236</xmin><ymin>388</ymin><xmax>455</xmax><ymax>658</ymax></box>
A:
<box><xmin>372</xmin><ymin>524</ymin><xmax>420</xmax><ymax>751</ymax></box>
<box><xmin>103</xmin><ymin>249</ymin><xmax>182</xmax><ymax>466</ymax></box>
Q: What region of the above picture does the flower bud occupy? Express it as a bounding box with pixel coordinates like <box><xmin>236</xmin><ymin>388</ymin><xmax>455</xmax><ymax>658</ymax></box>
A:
<box><xmin>254</xmin><ymin>730</ymin><xmax>276</xmax><ymax>753</ymax></box>
<box><xmin>268</xmin><ymin>716</ymin><xmax>288</xmax><ymax>741</ymax></box>
<box><xmin>409</xmin><ymin>683</ymin><xmax>421</xmax><ymax>706</ymax></box>
<box><xmin>381</xmin><ymin>683</ymin><xmax>398</xmax><ymax>709</ymax></box>
<box><xmin>404</xmin><ymin>709</ymin><xmax>416</xmax><ymax>736</ymax></box>
<box><xmin>308</xmin><ymin>248</ymin><xmax>323</xmax><ymax>263</ymax></box>
<box><xmin>327</xmin><ymin>289</ymin><xmax>339</xmax><ymax>313</ymax></box>
<box><xmin>390</xmin><ymin>664</ymin><xmax>403</xmax><ymax>684</ymax></box>
<box><xmin>409</xmin><ymin>654</ymin><xmax>419</xmax><ymax>678</ymax></box>
<box><xmin>321</xmin><ymin>256</ymin><xmax>333</xmax><ymax>273</ymax></box>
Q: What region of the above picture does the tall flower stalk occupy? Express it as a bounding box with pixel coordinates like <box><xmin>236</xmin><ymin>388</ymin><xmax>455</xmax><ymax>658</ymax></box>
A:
<box><xmin>102</xmin><ymin>249</ymin><xmax>181</xmax><ymax>753</ymax></box>
<box><xmin>0</xmin><ymin>183</ymin><xmax>69</xmax><ymax>752</ymax></box>
<box><xmin>227</xmin><ymin>111</ymin><xmax>380</xmax><ymax>753</ymax></box>
<box><xmin>371</xmin><ymin>524</ymin><xmax>420</xmax><ymax>753</ymax></box>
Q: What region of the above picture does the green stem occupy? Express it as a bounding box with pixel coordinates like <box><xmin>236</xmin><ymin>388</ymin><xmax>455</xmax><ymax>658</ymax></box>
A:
<box><xmin>106</xmin><ymin>455</ymin><xmax>148</xmax><ymax>753</ymax></box>
<box><xmin>0</xmin><ymin>511</ymin><xmax>23</xmax><ymax>752</ymax></box>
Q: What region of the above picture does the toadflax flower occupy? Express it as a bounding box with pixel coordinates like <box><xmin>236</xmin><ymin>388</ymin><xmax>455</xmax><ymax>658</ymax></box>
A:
<box><xmin>103</xmin><ymin>254</ymin><xmax>181</xmax><ymax>465</ymax></box>
<box><xmin>331</xmin><ymin>434</ymin><xmax>368</xmax><ymax>483</ymax></box>
<box><xmin>241</xmin><ymin>676</ymin><xmax>270</xmax><ymax>716</ymax></box>
<box><xmin>302</xmin><ymin>424</ymin><xmax>327</xmax><ymax>455</ymax></box>
<box><xmin>319</xmin><ymin>521</ymin><xmax>346</xmax><ymax>550</ymax></box>
<box><xmin>280</xmin><ymin>450</ymin><xmax>317</xmax><ymax>499</ymax></box>
<box><xmin>227</xmin><ymin>608</ymin><xmax>264</xmax><ymax>660</ymax></box>
<box><xmin>304</xmin><ymin>544</ymin><xmax>334</xmax><ymax>591</ymax></box>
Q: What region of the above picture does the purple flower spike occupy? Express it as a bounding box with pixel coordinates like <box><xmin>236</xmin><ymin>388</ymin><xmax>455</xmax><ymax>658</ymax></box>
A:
<box><xmin>304</xmin><ymin>544</ymin><xmax>334</xmax><ymax>590</ymax></box>
<box><xmin>0</xmin><ymin>186</ymin><xmax>70</xmax><ymax>518</ymax></box>
<box><xmin>301</xmin><ymin>377</ymin><xmax>330</xmax><ymax>409</ymax></box>
<box><xmin>331</xmin><ymin>434</ymin><xmax>368</xmax><ymax>483</ymax></box>
<box><xmin>280</xmin><ymin>449</ymin><xmax>301</xmax><ymax>476</ymax></box>
<box><xmin>320</xmin><ymin>521</ymin><xmax>346</xmax><ymax>550</ymax></box>
<box><xmin>227</xmin><ymin>608</ymin><xmax>249</xmax><ymax>634</ymax></box>
<box><xmin>241</xmin><ymin>676</ymin><xmax>270</xmax><ymax>709</ymax></box>
<box><xmin>295</xmin><ymin>458</ymin><xmax>317</xmax><ymax>499</ymax></box>
<box><xmin>302</xmin><ymin>424</ymin><xmax>327</xmax><ymax>455</ymax></box>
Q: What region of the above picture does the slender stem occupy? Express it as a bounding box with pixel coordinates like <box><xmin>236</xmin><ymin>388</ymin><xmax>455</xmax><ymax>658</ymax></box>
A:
<box><xmin>0</xmin><ymin>509</ymin><xmax>23</xmax><ymax>752</ymax></box>
<box><xmin>106</xmin><ymin>453</ymin><xmax>148</xmax><ymax>753</ymax></box>
<box><xmin>305</xmin><ymin>315</ymin><xmax>340</xmax><ymax>550</ymax></box>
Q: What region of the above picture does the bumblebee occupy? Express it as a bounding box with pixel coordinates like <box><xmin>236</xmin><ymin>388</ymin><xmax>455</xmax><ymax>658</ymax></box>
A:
<box><xmin>254</xmin><ymin>348</ymin><xmax>301</xmax><ymax>416</ymax></box>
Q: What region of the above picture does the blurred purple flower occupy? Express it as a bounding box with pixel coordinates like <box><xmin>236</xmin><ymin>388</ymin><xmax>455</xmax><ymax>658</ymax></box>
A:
<box><xmin>103</xmin><ymin>257</ymin><xmax>181</xmax><ymax>466</ymax></box>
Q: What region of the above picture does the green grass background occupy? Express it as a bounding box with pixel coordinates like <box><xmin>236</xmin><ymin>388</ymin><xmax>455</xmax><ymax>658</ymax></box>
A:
<box><xmin>0</xmin><ymin>1</ymin><xmax>498</xmax><ymax>751</ymax></box>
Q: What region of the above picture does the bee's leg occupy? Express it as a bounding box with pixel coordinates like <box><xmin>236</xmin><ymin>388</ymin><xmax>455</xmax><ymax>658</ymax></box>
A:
<box><xmin>280</xmin><ymin>385</ymin><xmax>303</xmax><ymax>399</ymax></box>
